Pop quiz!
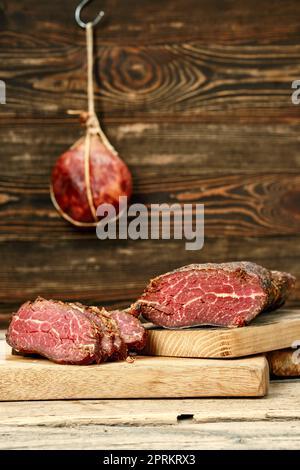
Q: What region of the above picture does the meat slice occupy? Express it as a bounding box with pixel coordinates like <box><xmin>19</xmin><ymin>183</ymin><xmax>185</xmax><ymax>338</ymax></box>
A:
<box><xmin>85</xmin><ymin>306</ymin><xmax>128</xmax><ymax>360</ymax></box>
<box><xmin>6</xmin><ymin>298</ymin><xmax>103</xmax><ymax>364</ymax></box>
<box><xmin>6</xmin><ymin>298</ymin><xmax>148</xmax><ymax>365</ymax></box>
<box><xmin>109</xmin><ymin>310</ymin><xmax>148</xmax><ymax>351</ymax></box>
<box><xmin>130</xmin><ymin>262</ymin><xmax>296</xmax><ymax>328</ymax></box>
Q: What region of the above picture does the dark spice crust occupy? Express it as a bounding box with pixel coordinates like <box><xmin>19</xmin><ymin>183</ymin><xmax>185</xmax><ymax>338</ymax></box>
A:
<box><xmin>266</xmin><ymin>270</ymin><xmax>296</xmax><ymax>310</ymax></box>
<box><xmin>88</xmin><ymin>306</ymin><xmax>128</xmax><ymax>361</ymax></box>
<box><xmin>68</xmin><ymin>302</ymin><xmax>128</xmax><ymax>361</ymax></box>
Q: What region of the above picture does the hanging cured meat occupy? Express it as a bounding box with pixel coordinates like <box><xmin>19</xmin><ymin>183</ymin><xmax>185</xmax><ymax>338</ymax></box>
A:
<box><xmin>51</xmin><ymin>122</ymin><xmax>132</xmax><ymax>226</ymax></box>
<box><xmin>50</xmin><ymin>20</ymin><xmax>132</xmax><ymax>226</ymax></box>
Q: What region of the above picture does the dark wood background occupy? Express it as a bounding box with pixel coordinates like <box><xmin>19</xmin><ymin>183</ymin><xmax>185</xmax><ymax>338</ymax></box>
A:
<box><xmin>0</xmin><ymin>0</ymin><xmax>300</xmax><ymax>325</ymax></box>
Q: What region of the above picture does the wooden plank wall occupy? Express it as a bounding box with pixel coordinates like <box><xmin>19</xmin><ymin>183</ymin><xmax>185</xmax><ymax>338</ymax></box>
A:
<box><xmin>0</xmin><ymin>0</ymin><xmax>300</xmax><ymax>324</ymax></box>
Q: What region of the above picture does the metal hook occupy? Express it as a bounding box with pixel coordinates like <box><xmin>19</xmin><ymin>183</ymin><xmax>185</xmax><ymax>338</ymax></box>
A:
<box><xmin>75</xmin><ymin>0</ymin><xmax>105</xmax><ymax>29</ymax></box>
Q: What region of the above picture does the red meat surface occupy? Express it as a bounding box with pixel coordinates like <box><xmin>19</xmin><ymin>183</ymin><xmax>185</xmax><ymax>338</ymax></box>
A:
<box><xmin>51</xmin><ymin>136</ymin><xmax>132</xmax><ymax>224</ymax></box>
<box><xmin>6</xmin><ymin>298</ymin><xmax>148</xmax><ymax>364</ymax></box>
<box><xmin>6</xmin><ymin>298</ymin><xmax>103</xmax><ymax>364</ymax></box>
<box><xmin>131</xmin><ymin>262</ymin><xmax>296</xmax><ymax>328</ymax></box>
<box><xmin>110</xmin><ymin>310</ymin><xmax>148</xmax><ymax>351</ymax></box>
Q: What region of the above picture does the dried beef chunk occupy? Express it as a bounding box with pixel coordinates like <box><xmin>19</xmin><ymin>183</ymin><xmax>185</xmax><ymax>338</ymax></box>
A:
<box><xmin>130</xmin><ymin>262</ymin><xmax>296</xmax><ymax>328</ymax></box>
<box><xmin>109</xmin><ymin>310</ymin><xmax>148</xmax><ymax>351</ymax></box>
<box><xmin>6</xmin><ymin>297</ymin><xmax>103</xmax><ymax>364</ymax></box>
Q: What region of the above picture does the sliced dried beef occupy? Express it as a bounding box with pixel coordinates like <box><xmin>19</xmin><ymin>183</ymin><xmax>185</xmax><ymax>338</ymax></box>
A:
<box><xmin>86</xmin><ymin>306</ymin><xmax>128</xmax><ymax>360</ymax></box>
<box><xmin>6</xmin><ymin>298</ymin><xmax>148</xmax><ymax>364</ymax></box>
<box><xmin>6</xmin><ymin>298</ymin><xmax>103</xmax><ymax>364</ymax></box>
<box><xmin>109</xmin><ymin>310</ymin><xmax>148</xmax><ymax>351</ymax></box>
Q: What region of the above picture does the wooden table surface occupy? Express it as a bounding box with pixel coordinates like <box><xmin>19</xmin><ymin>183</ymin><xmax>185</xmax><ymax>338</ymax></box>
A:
<box><xmin>1</xmin><ymin>330</ymin><xmax>300</xmax><ymax>449</ymax></box>
<box><xmin>1</xmin><ymin>377</ymin><xmax>300</xmax><ymax>449</ymax></box>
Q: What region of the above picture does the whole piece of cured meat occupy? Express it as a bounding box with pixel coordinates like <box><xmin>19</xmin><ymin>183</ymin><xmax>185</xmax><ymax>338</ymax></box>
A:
<box><xmin>130</xmin><ymin>262</ymin><xmax>296</xmax><ymax>328</ymax></box>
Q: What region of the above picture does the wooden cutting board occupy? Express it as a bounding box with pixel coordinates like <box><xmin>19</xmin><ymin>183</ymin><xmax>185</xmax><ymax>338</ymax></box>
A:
<box><xmin>143</xmin><ymin>309</ymin><xmax>300</xmax><ymax>358</ymax></box>
<box><xmin>0</xmin><ymin>341</ymin><xmax>268</xmax><ymax>400</ymax></box>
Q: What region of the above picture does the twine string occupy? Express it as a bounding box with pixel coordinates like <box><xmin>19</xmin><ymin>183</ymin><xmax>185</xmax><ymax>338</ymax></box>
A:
<box><xmin>85</xmin><ymin>23</ymin><xmax>117</xmax><ymax>152</ymax></box>
<box><xmin>51</xmin><ymin>22</ymin><xmax>117</xmax><ymax>227</ymax></box>
<box><xmin>87</xmin><ymin>22</ymin><xmax>95</xmax><ymax>118</ymax></box>
<box><xmin>84</xmin><ymin>22</ymin><xmax>98</xmax><ymax>222</ymax></box>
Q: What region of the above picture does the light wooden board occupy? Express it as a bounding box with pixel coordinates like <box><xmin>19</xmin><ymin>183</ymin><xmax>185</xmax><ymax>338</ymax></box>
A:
<box><xmin>268</xmin><ymin>348</ymin><xmax>300</xmax><ymax>377</ymax></box>
<box><xmin>0</xmin><ymin>341</ymin><xmax>268</xmax><ymax>400</ymax></box>
<box><xmin>143</xmin><ymin>309</ymin><xmax>300</xmax><ymax>358</ymax></box>
<box><xmin>2</xmin><ymin>421</ymin><xmax>300</xmax><ymax>450</ymax></box>
<box><xmin>2</xmin><ymin>381</ymin><xmax>300</xmax><ymax>450</ymax></box>
<box><xmin>0</xmin><ymin>380</ymin><xmax>298</xmax><ymax>427</ymax></box>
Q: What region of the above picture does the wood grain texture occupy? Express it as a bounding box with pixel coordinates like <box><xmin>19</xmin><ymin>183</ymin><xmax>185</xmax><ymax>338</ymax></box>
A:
<box><xmin>0</xmin><ymin>347</ymin><xmax>298</xmax><ymax>450</ymax></box>
<box><xmin>3</xmin><ymin>0</ymin><xmax>300</xmax><ymax>46</ymax></box>
<box><xmin>1</xmin><ymin>122</ymin><xmax>300</xmax><ymax>241</ymax></box>
<box><xmin>143</xmin><ymin>309</ymin><xmax>300</xmax><ymax>358</ymax></box>
<box><xmin>3</xmin><ymin>40</ymin><xmax>300</xmax><ymax>121</ymax></box>
<box><xmin>0</xmin><ymin>0</ymin><xmax>299</xmax><ymax>321</ymax></box>
<box><xmin>2</xmin><ymin>421</ymin><xmax>300</xmax><ymax>450</ymax></box>
<box><xmin>0</xmin><ymin>420</ymin><xmax>300</xmax><ymax>451</ymax></box>
<box><xmin>0</xmin><ymin>237</ymin><xmax>299</xmax><ymax>323</ymax></box>
<box><xmin>1</xmin><ymin>1</ymin><xmax>300</xmax><ymax>122</ymax></box>
<box><xmin>0</xmin><ymin>380</ymin><xmax>298</xmax><ymax>426</ymax></box>
<box><xmin>0</xmin><ymin>341</ymin><xmax>268</xmax><ymax>400</ymax></box>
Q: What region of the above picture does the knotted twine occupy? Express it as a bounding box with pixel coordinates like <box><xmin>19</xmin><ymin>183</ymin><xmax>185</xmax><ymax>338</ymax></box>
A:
<box><xmin>83</xmin><ymin>22</ymin><xmax>117</xmax><ymax>223</ymax></box>
<box><xmin>50</xmin><ymin>22</ymin><xmax>123</xmax><ymax>228</ymax></box>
